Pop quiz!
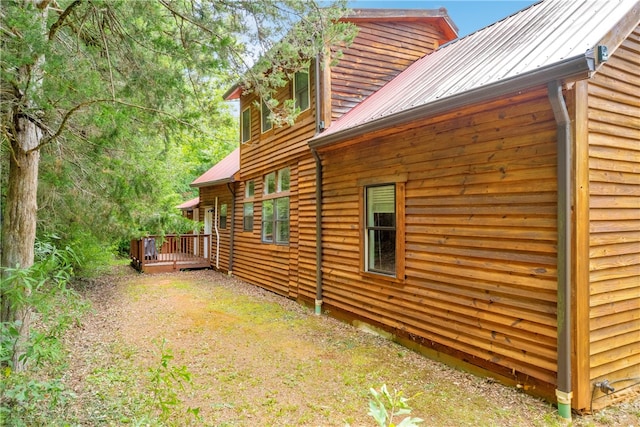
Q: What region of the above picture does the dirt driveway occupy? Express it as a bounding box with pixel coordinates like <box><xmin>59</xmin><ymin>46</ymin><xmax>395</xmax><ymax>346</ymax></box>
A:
<box><xmin>62</xmin><ymin>267</ymin><xmax>639</xmax><ymax>426</ymax></box>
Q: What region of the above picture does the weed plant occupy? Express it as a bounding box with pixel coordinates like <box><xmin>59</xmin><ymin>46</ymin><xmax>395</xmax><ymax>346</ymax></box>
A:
<box><xmin>0</xmin><ymin>237</ymin><xmax>87</xmax><ymax>426</ymax></box>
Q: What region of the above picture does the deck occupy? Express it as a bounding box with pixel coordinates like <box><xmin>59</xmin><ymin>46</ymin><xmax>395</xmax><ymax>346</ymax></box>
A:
<box><xmin>130</xmin><ymin>234</ymin><xmax>212</xmax><ymax>274</ymax></box>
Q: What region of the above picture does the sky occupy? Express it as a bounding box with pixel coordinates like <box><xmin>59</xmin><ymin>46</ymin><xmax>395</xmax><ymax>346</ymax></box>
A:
<box><xmin>347</xmin><ymin>1</ymin><xmax>539</xmax><ymax>37</ymax></box>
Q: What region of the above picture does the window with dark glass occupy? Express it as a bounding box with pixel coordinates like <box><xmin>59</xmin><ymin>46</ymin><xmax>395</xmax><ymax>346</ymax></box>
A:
<box><xmin>243</xmin><ymin>180</ymin><xmax>254</xmax><ymax>231</ymax></box>
<box><xmin>294</xmin><ymin>71</ymin><xmax>309</xmax><ymax>112</ymax></box>
<box><xmin>262</xmin><ymin>167</ymin><xmax>290</xmax><ymax>244</ymax></box>
<box><xmin>365</xmin><ymin>184</ymin><xmax>396</xmax><ymax>275</ymax></box>
<box><xmin>241</xmin><ymin>107</ymin><xmax>251</xmax><ymax>143</ymax></box>
<box><xmin>261</xmin><ymin>99</ymin><xmax>272</xmax><ymax>133</ymax></box>
<box><xmin>219</xmin><ymin>204</ymin><xmax>227</xmax><ymax>229</ymax></box>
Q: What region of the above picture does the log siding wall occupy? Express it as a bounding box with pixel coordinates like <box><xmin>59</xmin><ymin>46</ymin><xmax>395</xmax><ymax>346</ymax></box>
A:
<box><xmin>331</xmin><ymin>21</ymin><xmax>443</xmax><ymax>120</ymax></box>
<box><xmin>317</xmin><ymin>88</ymin><xmax>561</xmax><ymax>396</ymax></box>
<box><xmin>232</xmin><ymin>20</ymin><xmax>448</xmax><ymax>299</ymax></box>
<box><xmin>586</xmin><ymin>24</ymin><xmax>640</xmax><ymax>407</ymax></box>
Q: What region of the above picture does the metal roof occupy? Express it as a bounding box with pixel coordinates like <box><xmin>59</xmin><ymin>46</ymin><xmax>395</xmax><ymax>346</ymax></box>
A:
<box><xmin>190</xmin><ymin>147</ymin><xmax>240</xmax><ymax>187</ymax></box>
<box><xmin>177</xmin><ymin>197</ymin><xmax>199</xmax><ymax>210</ymax></box>
<box><xmin>310</xmin><ymin>0</ymin><xmax>640</xmax><ymax>148</ymax></box>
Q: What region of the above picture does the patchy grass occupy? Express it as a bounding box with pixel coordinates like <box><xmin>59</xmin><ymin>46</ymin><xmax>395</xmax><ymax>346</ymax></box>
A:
<box><xmin>57</xmin><ymin>268</ymin><xmax>638</xmax><ymax>426</ymax></box>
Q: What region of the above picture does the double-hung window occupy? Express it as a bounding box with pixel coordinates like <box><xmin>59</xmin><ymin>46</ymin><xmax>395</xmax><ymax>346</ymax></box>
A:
<box><xmin>293</xmin><ymin>70</ymin><xmax>310</xmax><ymax>112</ymax></box>
<box><xmin>243</xmin><ymin>180</ymin><xmax>254</xmax><ymax>231</ymax></box>
<box><xmin>262</xmin><ymin>167</ymin><xmax>290</xmax><ymax>244</ymax></box>
<box><xmin>361</xmin><ymin>176</ymin><xmax>405</xmax><ymax>280</ymax></box>
<box><xmin>365</xmin><ymin>185</ymin><xmax>396</xmax><ymax>275</ymax></box>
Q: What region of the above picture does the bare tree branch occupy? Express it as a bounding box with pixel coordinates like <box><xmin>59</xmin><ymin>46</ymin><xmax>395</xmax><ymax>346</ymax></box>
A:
<box><xmin>48</xmin><ymin>0</ymin><xmax>83</xmax><ymax>41</ymax></box>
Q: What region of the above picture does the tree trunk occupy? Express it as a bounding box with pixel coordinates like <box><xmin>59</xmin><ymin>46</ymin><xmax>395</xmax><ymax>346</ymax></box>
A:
<box><xmin>0</xmin><ymin>0</ymin><xmax>49</xmax><ymax>372</ymax></box>
<box><xmin>1</xmin><ymin>116</ymin><xmax>42</xmax><ymax>371</ymax></box>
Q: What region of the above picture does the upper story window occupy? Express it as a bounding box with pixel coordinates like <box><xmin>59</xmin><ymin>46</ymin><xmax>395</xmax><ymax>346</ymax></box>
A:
<box><xmin>244</xmin><ymin>180</ymin><xmax>255</xmax><ymax>232</ymax></box>
<box><xmin>264</xmin><ymin>171</ymin><xmax>276</xmax><ymax>194</ymax></box>
<box><xmin>277</xmin><ymin>167</ymin><xmax>290</xmax><ymax>192</ymax></box>
<box><xmin>246</xmin><ymin>180</ymin><xmax>255</xmax><ymax>198</ymax></box>
<box><xmin>243</xmin><ymin>203</ymin><xmax>254</xmax><ymax>232</ymax></box>
<box><xmin>261</xmin><ymin>98</ymin><xmax>273</xmax><ymax>133</ymax></box>
<box><xmin>294</xmin><ymin>70</ymin><xmax>310</xmax><ymax>112</ymax></box>
<box><xmin>241</xmin><ymin>107</ymin><xmax>251</xmax><ymax>143</ymax></box>
<box><xmin>262</xmin><ymin>167</ymin><xmax>290</xmax><ymax>244</ymax></box>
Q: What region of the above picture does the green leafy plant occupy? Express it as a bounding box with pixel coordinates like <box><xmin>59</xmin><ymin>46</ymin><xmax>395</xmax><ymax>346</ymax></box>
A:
<box><xmin>0</xmin><ymin>238</ymin><xmax>85</xmax><ymax>426</ymax></box>
<box><xmin>368</xmin><ymin>384</ymin><xmax>424</xmax><ymax>427</ymax></box>
<box><xmin>148</xmin><ymin>338</ymin><xmax>200</xmax><ymax>424</ymax></box>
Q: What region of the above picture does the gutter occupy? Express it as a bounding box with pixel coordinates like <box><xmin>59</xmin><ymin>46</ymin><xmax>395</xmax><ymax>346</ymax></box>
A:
<box><xmin>312</xmin><ymin>53</ymin><xmax>324</xmax><ymax>315</ymax></box>
<box><xmin>548</xmin><ymin>80</ymin><xmax>573</xmax><ymax>421</ymax></box>
<box><xmin>310</xmin><ymin>54</ymin><xmax>593</xmax><ymax>150</ymax></box>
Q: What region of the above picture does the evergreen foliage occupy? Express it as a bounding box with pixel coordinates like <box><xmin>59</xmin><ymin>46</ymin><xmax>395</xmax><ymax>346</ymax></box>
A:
<box><xmin>1</xmin><ymin>0</ymin><xmax>354</xmax><ymax>266</ymax></box>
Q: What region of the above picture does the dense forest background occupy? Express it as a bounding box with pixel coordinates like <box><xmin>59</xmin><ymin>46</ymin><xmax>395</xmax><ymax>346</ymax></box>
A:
<box><xmin>0</xmin><ymin>0</ymin><xmax>354</xmax><ymax>400</ymax></box>
<box><xmin>1</xmin><ymin>0</ymin><xmax>353</xmax><ymax>272</ymax></box>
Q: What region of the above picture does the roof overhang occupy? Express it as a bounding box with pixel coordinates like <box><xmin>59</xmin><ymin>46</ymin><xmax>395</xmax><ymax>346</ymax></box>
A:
<box><xmin>341</xmin><ymin>8</ymin><xmax>458</xmax><ymax>42</ymax></box>
<box><xmin>190</xmin><ymin>176</ymin><xmax>236</xmax><ymax>188</ymax></box>
<box><xmin>177</xmin><ymin>197</ymin><xmax>200</xmax><ymax>210</ymax></box>
<box><xmin>223</xmin><ymin>84</ymin><xmax>242</xmax><ymax>101</ymax></box>
<box><xmin>310</xmin><ymin>54</ymin><xmax>594</xmax><ymax>150</ymax></box>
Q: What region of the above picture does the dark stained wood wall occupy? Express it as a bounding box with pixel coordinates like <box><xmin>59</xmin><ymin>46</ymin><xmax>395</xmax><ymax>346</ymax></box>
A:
<box><xmin>331</xmin><ymin>21</ymin><xmax>443</xmax><ymax>120</ymax></box>
<box><xmin>199</xmin><ymin>185</ymin><xmax>234</xmax><ymax>272</ymax></box>
<box><xmin>586</xmin><ymin>24</ymin><xmax>640</xmax><ymax>408</ymax></box>
<box><xmin>315</xmin><ymin>88</ymin><xmax>561</xmax><ymax>397</ymax></box>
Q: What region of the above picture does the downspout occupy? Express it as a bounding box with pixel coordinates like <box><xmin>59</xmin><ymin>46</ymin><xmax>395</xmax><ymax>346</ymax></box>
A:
<box><xmin>227</xmin><ymin>182</ymin><xmax>235</xmax><ymax>274</ymax></box>
<box><xmin>311</xmin><ymin>148</ymin><xmax>323</xmax><ymax>315</ymax></box>
<box><xmin>312</xmin><ymin>53</ymin><xmax>324</xmax><ymax>315</ymax></box>
<box><xmin>214</xmin><ymin>196</ymin><xmax>220</xmax><ymax>270</ymax></box>
<box><xmin>548</xmin><ymin>81</ymin><xmax>572</xmax><ymax>420</ymax></box>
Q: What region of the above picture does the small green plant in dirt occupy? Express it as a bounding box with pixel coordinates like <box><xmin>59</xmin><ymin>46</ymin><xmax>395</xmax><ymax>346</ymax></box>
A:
<box><xmin>368</xmin><ymin>384</ymin><xmax>423</xmax><ymax>427</ymax></box>
<box><xmin>148</xmin><ymin>338</ymin><xmax>201</xmax><ymax>425</ymax></box>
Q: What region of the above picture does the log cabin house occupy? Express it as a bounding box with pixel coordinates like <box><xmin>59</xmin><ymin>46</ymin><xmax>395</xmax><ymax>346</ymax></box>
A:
<box><xmin>206</xmin><ymin>8</ymin><xmax>458</xmax><ymax>297</ymax></box>
<box><xmin>179</xmin><ymin>0</ymin><xmax>639</xmax><ymax>415</ymax></box>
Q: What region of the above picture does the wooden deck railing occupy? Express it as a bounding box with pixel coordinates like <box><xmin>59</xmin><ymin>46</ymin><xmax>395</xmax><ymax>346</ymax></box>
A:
<box><xmin>130</xmin><ymin>234</ymin><xmax>212</xmax><ymax>273</ymax></box>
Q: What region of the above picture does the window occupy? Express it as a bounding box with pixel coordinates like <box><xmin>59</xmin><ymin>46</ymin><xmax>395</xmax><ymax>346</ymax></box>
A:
<box><xmin>243</xmin><ymin>203</ymin><xmax>254</xmax><ymax>231</ymax></box>
<box><xmin>243</xmin><ymin>180</ymin><xmax>254</xmax><ymax>231</ymax></box>
<box><xmin>245</xmin><ymin>180</ymin><xmax>255</xmax><ymax>198</ymax></box>
<box><xmin>294</xmin><ymin>70</ymin><xmax>309</xmax><ymax>112</ymax></box>
<box><xmin>241</xmin><ymin>107</ymin><xmax>251</xmax><ymax>143</ymax></box>
<box><xmin>365</xmin><ymin>184</ymin><xmax>396</xmax><ymax>275</ymax></box>
<box><xmin>261</xmin><ymin>98</ymin><xmax>272</xmax><ymax>133</ymax></box>
<box><xmin>264</xmin><ymin>172</ymin><xmax>276</xmax><ymax>195</ymax></box>
<box><xmin>278</xmin><ymin>167</ymin><xmax>290</xmax><ymax>192</ymax></box>
<box><xmin>219</xmin><ymin>204</ymin><xmax>227</xmax><ymax>229</ymax></box>
<box><xmin>262</xmin><ymin>167</ymin><xmax>290</xmax><ymax>244</ymax></box>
